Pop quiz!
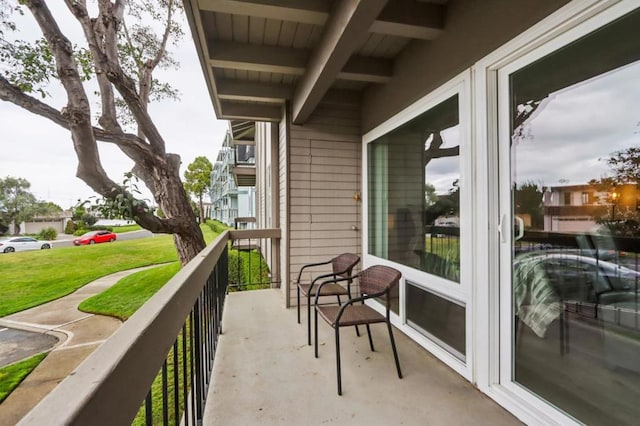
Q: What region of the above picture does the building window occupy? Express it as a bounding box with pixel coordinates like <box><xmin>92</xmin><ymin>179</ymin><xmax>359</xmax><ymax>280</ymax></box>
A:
<box><xmin>368</xmin><ymin>95</ymin><xmax>461</xmax><ymax>284</ymax></box>
<box><xmin>563</xmin><ymin>192</ymin><xmax>571</xmax><ymax>205</ymax></box>
<box><xmin>581</xmin><ymin>192</ymin><xmax>590</xmax><ymax>205</ymax></box>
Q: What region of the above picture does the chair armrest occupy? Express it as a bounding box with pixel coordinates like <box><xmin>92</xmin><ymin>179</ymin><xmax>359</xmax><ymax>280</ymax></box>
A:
<box><xmin>296</xmin><ymin>260</ymin><xmax>332</xmax><ymax>284</ymax></box>
<box><xmin>313</xmin><ymin>276</ymin><xmax>356</xmax><ymax>305</ymax></box>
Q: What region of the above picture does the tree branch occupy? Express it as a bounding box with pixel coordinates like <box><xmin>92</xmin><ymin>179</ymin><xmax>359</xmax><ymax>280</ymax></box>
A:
<box><xmin>98</xmin><ymin>0</ymin><xmax>167</xmax><ymax>155</ymax></box>
<box><xmin>0</xmin><ymin>74</ymin><xmax>156</xmax><ymax>163</ymax></box>
<box><xmin>64</xmin><ymin>0</ymin><xmax>120</xmax><ymax>132</ymax></box>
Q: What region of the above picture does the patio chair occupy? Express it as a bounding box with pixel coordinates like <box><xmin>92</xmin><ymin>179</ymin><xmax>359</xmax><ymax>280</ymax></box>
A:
<box><xmin>296</xmin><ymin>253</ymin><xmax>361</xmax><ymax>345</ymax></box>
<box><xmin>314</xmin><ymin>264</ymin><xmax>403</xmax><ymax>395</ymax></box>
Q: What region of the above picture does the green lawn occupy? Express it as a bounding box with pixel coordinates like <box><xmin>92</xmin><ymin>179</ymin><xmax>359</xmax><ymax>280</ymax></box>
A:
<box><xmin>112</xmin><ymin>224</ymin><xmax>142</xmax><ymax>233</ymax></box>
<box><xmin>0</xmin><ymin>353</ymin><xmax>48</xmax><ymax>403</ymax></box>
<box><xmin>79</xmin><ymin>262</ymin><xmax>181</xmax><ymax>320</ymax></box>
<box><xmin>0</xmin><ymin>225</ymin><xmax>218</xmax><ymax>318</ymax></box>
<box><xmin>0</xmin><ymin>226</ymin><xmax>218</xmax><ymax>410</ymax></box>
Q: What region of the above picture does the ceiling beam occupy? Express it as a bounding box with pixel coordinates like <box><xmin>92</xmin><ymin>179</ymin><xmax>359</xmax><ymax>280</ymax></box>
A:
<box><xmin>221</xmin><ymin>101</ymin><xmax>282</xmax><ymax>122</ymax></box>
<box><xmin>198</xmin><ymin>0</ymin><xmax>329</xmax><ymax>25</ymax></box>
<box><xmin>291</xmin><ymin>0</ymin><xmax>388</xmax><ymax>124</ymax></box>
<box><xmin>209</xmin><ymin>41</ymin><xmax>308</xmax><ymax>75</ymax></box>
<box><xmin>209</xmin><ymin>41</ymin><xmax>392</xmax><ymax>83</ymax></box>
<box><xmin>371</xmin><ymin>0</ymin><xmax>445</xmax><ymax>40</ymax></box>
<box><xmin>339</xmin><ymin>56</ymin><xmax>392</xmax><ymax>83</ymax></box>
<box><xmin>217</xmin><ymin>79</ymin><xmax>293</xmax><ymax>103</ymax></box>
<box><xmin>199</xmin><ymin>0</ymin><xmax>445</xmax><ymax>39</ymax></box>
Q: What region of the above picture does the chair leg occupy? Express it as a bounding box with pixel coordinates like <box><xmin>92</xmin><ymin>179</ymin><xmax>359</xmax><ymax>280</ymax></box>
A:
<box><xmin>366</xmin><ymin>324</ymin><xmax>374</xmax><ymax>351</ymax></box>
<box><xmin>297</xmin><ymin>285</ymin><xmax>301</xmax><ymax>324</ymax></box>
<box><xmin>355</xmin><ymin>325</ymin><xmax>361</xmax><ymax>337</ymax></box>
<box><xmin>387</xmin><ymin>320</ymin><xmax>402</xmax><ymax>379</ymax></box>
<box><xmin>314</xmin><ymin>307</ymin><xmax>319</xmax><ymax>358</ymax></box>
<box><xmin>335</xmin><ymin>326</ymin><xmax>342</xmax><ymax>396</ymax></box>
<box><xmin>307</xmin><ymin>292</ymin><xmax>312</xmax><ymax>346</ymax></box>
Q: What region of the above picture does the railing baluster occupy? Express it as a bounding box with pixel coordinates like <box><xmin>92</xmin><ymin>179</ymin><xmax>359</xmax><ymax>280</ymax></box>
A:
<box><xmin>190</xmin><ymin>310</ymin><xmax>196</xmax><ymax>426</ymax></box>
<box><xmin>194</xmin><ymin>297</ymin><xmax>203</xmax><ymax>421</ymax></box>
<box><xmin>182</xmin><ymin>323</ymin><xmax>189</xmax><ymax>426</ymax></box>
<box><xmin>145</xmin><ymin>390</ymin><xmax>152</xmax><ymax>426</ymax></box>
<box><xmin>162</xmin><ymin>360</ymin><xmax>168</xmax><ymax>425</ymax></box>
<box><xmin>173</xmin><ymin>340</ymin><xmax>179</xmax><ymax>426</ymax></box>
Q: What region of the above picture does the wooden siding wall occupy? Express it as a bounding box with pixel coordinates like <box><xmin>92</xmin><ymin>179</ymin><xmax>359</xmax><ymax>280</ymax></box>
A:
<box><xmin>286</xmin><ymin>99</ymin><xmax>362</xmax><ymax>307</ymax></box>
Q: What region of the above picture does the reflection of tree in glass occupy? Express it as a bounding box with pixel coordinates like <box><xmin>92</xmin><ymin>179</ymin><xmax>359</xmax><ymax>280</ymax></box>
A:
<box><xmin>513</xmin><ymin>180</ymin><xmax>544</xmax><ymax>229</ymax></box>
<box><xmin>423</xmin><ymin>131</ymin><xmax>459</xmax><ymax>168</ymax></box>
<box><xmin>589</xmin><ymin>147</ymin><xmax>640</xmax><ymax>236</ymax></box>
<box><xmin>425</xmin><ymin>183</ymin><xmax>438</xmax><ymax>206</ymax></box>
<box><xmin>424</xmin><ymin>180</ymin><xmax>459</xmax><ymax>225</ymax></box>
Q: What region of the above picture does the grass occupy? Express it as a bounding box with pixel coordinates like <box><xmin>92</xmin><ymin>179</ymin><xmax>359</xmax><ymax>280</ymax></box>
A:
<box><xmin>112</xmin><ymin>224</ymin><xmax>142</xmax><ymax>233</ymax></box>
<box><xmin>79</xmin><ymin>262</ymin><xmax>181</xmax><ymax>320</ymax></box>
<box><xmin>0</xmin><ymin>225</ymin><xmax>218</xmax><ymax>318</ymax></box>
<box><xmin>0</xmin><ymin>225</ymin><xmax>219</xmax><ymax>411</ymax></box>
<box><xmin>0</xmin><ymin>353</ymin><xmax>48</xmax><ymax>403</ymax></box>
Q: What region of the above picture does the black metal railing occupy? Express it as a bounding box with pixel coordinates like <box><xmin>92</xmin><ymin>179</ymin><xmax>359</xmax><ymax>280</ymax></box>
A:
<box><xmin>229</xmin><ymin>228</ymin><xmax>280</xmax><ymax>292</ymax></box>
<box><xmin>21</xmin><ymin>229</ymin><xmax>280</xmax><ymax>426</ymax></box>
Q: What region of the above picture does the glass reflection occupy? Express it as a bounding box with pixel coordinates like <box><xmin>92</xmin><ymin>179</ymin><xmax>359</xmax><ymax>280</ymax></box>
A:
<box><xmin>510</xmin><ymin>8</ymin><xmax>640</xmax><ymax>424</ymax></box>
<box><xmin>368</xmin><ymin>95</ymin><xmax>461</xmax><ymax>285</ymax></box>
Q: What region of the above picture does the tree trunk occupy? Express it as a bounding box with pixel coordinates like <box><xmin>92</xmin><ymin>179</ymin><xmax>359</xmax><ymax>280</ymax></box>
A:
<box><xmin>198</xmin><ymin>195</ymin><xmax>205</xmax><ymax>225</ymax></box>
<box><xmin>153</xmin><ymin>167</ymin><xmax>206</xmax><ymax>265</ymax></box>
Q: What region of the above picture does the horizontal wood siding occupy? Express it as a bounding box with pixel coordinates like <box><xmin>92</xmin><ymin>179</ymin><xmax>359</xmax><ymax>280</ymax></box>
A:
<box><xmin>286</xmin><ymin>100</ymin><xmax>362</xmax><ymax>306</ymax></box>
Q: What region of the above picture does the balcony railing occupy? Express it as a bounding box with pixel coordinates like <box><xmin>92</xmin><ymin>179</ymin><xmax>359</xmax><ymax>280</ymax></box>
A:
<box><xmin>21</xmin><ymin>228</ymin><xmax>280</xmax><ymax>425</ymax></box>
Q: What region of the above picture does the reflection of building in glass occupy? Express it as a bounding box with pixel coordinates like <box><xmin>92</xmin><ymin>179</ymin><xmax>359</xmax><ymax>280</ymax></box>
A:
<box><xmin>543</xmin><ymin>183</ymin><xmax>639</xmax><ymax>232</ymax></box>
<box><xmin>209</xmin><ymin>131</ymin><xmax>255</xmax><ymax>227</ymax></box>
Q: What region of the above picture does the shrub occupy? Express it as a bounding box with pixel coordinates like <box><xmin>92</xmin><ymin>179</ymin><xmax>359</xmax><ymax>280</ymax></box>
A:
<box><xmin>206</xmin><ymin>220</ymin><xmax>231</xmax><ymax>234</ymax></box>
<box><xmin>228</xmin><ymin>250</ymin><xmax>242</xmax><ymax>286</ymax></box>
<box><xmin>73</xmin><ymin>225</ymin><xmax>114</xmax><ymax>236</ymax></box>
<box><xmin>64</xmin><ymin>220</ymin><xmax>77</xmax><ymax>234</ymax></box>
<box><xmin>37</xmin><ymin>227</ymin><xmax>58</xmax><ymax>241</ymax></box>
<box><xmin>82</xmin><ymin>214</ymin><xmax>98</xmax><ymax>226</ymax></box>
<box><xmin>226</xmin><ymin>248</ymin><xmax>271</xmax><ymax>291</ymax></box>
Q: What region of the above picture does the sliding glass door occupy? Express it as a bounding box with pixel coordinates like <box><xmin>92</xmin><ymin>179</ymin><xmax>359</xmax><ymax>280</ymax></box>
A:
<box><xmin>499</xmin><ymin>6</ymin><xmax>640</xmax><ymax>423</ymax></box>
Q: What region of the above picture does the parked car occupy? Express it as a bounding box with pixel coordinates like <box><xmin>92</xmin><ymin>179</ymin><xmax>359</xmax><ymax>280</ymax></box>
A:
<box><xmin>0</xmin><ymin>237</ymin><xmax>53</xmax><ymax>253</ymax></box>
<box><xmin>73</xmin><ymin>230</ymin><xmax>117</xmax><ymax>245</ymax></box>
<box><xmin>514</xmin><ymin>252</ymin><xmax>640</xmax><ymax>304</ymax></box>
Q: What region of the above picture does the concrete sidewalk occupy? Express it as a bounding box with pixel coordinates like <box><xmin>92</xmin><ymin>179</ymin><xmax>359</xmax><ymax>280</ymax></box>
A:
<box><xmin>0</xmin><ymin>266</ymin><xmax>156</xmax><ymax>426</ymax></box>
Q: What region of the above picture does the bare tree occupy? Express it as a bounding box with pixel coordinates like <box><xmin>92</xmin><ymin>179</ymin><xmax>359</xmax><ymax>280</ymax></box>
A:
<box><xmin>0</xmin><ymin>0</ymin><xmax>204</xmax><ymax>264</ymax></box>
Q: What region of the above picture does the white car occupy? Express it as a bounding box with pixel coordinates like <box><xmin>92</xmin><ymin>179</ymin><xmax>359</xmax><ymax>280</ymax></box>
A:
<box><xmin>0</xmin><ymin>237</ymin><xmax>53</xmax><ymax>253</ymax></box>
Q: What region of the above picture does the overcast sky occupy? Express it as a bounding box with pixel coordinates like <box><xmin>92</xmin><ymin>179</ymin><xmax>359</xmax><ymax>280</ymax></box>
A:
<box><xmin>0</xmin><ymin>4</ymin><xmax>228</xmax><ymax>209</ymax></box>
<box><xmin>514</xmin><ymin>60</ymin><xmax>640</xmax><ymax>188</ymax></box>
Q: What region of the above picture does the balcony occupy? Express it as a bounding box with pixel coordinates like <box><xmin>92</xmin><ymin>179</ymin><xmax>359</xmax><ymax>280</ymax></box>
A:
<box><xmin>20</xmin><ymin>229</ymin><xmax>517</xmax><ymax>425</ymax></box>
<box><xmin>230</xmin><ymin>120</ymin><xmax>256</xmax><ymax>187</ymax></box>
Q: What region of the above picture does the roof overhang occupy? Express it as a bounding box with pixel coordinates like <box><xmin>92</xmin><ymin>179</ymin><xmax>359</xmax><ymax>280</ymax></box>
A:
<box><xmin>184</xmin><ymin>0</ymin><xmax>447</xmax><ymax>124</ymax></box>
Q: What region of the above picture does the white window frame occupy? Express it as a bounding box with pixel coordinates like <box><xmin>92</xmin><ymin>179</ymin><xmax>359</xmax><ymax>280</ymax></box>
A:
<box><xmin>473</xmin><ymin>0</ymin><xmax>637</xmax><ymax>425</ymax></box>
<box><xmin>362</xmin><ymin>70</ymin><xmax>473</xmax><ymax>379</ymax></box>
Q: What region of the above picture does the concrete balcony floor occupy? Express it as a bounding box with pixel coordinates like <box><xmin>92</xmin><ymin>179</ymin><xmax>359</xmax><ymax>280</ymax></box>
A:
<box><xmin>204</xmin><ymin>290</ymin><xmax>520</xmax><ymax>425</ymax></box>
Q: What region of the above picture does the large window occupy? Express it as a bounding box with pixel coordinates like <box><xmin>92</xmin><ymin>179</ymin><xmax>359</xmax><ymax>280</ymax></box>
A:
<box><xmin>507</xmin><ymin>7</ymin><xmax>640</xmax><ymax>424</ymax></box>
<box><xmin>368</xmin><ymin>95</ymin><xmax>461</xmax><ymax>284</ymax></box>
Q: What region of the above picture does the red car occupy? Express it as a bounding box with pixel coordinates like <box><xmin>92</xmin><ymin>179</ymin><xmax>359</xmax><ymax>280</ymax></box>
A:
<box><xmin>73</xmin><ymin>230</ymin><xmax>117</xmax><ymax>245</ymax></box>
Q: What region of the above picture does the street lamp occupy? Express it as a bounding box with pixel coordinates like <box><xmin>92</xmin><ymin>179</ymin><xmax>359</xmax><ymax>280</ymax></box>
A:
<box><xmin>611</xmin><ymin>190</ymin><xmax>619</xmax><ymax>220</ymax></box>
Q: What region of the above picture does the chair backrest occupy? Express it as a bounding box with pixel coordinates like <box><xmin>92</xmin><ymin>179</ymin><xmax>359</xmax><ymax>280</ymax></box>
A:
<box><xmin>331</xmin><ymin>253</ymin><xmax>360</xmax><ymax>278</ymax></box>
<box><xmin>359</xmin><ymin>265</ymin><xmax>402</xmax><ymax>297</ymax></box>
